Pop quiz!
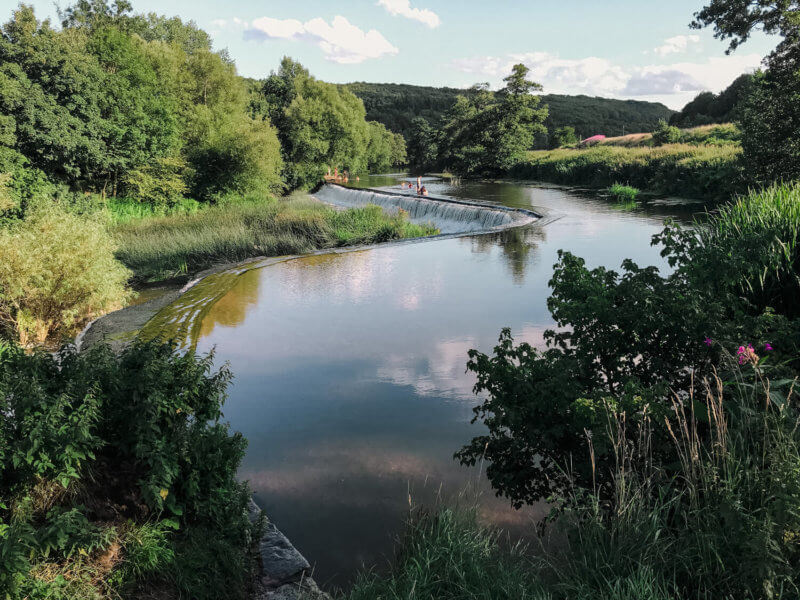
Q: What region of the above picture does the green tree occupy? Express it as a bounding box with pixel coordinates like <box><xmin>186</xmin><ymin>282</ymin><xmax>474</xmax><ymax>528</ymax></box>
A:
<box><xmin>693</xmin><ymin>0</ymin><xmax>800</xmax><ymax>182</ymax></box>
<box><xmin>257</xmin><ymin>57</ymin><xmax>371</xmax><ymax>188</ymax></box>
<box><xmin>551</xmin><ymin>125</ymin><xmax>578</xmax><ymax>148</ymax></box>
<box><xmin>406</xmin><ymin>117</ymin><xmax>438</xmax><ymax>174</ymax></box>
<box><xmin>437</xmin><ymin>65</ymin><xmax>548</xmax><ymax>177</ymax></box>
<box><xmin>652</xmin><ymin>119</ymin><xmax>681</xmax><ymax>145</ymax></box>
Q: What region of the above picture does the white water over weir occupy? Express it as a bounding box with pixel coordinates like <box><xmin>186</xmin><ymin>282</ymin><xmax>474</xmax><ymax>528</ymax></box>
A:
<box><xmin>313</xmin><ymin>183</ymin><xmax>540</xmax><ymax>234</ymax></box>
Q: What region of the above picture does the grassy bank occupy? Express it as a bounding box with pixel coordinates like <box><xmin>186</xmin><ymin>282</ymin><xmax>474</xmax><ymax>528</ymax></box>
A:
<box><xmin>510</xmin><ymin>143</ymin><xmax>743</xmax><ymax>199</ymax></box>
<box><xmin>114</xmin><ymin>193</ymin><xmax>439</xmax><ymax>282</ymax></box>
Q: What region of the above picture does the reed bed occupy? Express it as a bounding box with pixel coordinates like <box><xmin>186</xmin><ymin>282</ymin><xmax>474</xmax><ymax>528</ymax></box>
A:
<box><xmin>114</xmin><ymin>194</ymin><xmax>438</xmax><ymax>281</ymax></box>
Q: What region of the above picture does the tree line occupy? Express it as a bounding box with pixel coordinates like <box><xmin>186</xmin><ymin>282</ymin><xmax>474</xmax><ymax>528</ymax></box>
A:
<box><xmin>347</xmin><ymin>81</ymin><xmax>675</xmax><ymax>146</ymax></box>
<box><xmin>0</xmin><ymin>1</ymin><xmax>406</xmax><ymax>219</ymax></box>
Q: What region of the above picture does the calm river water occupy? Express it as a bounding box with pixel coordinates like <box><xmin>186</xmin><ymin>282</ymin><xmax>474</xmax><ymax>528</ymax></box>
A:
<box><xmin>160</xmin><ymin>176</ymin><xmax>703</xmax><ymax>588</ymax></box>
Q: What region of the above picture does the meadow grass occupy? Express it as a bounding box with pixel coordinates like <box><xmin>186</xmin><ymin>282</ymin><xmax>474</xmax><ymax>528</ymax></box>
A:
<box><xmin>114</xmin><ymin>193</ymin><xmax>438</xmax><ymax>281</ymax></box>
<box><xmin>511</xmin><ymin>143</ymin><xmax>743</xmax><ymax>199</ymax></box>
<box><xmin>598</xmin><ymin>123</ymin><xmax>741</xmax><ymax>148</ymax></box>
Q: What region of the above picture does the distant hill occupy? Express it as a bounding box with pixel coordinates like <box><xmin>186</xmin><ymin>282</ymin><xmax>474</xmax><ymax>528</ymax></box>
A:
<box><xmin>344</xmin><ymin>82</ymin><xmax>674</xmax><ymax>146</ymax></box>
<box><xmin>669</xmin><ymin>73</ymin><xmax>755</xmax><ymax>128</ymax></box>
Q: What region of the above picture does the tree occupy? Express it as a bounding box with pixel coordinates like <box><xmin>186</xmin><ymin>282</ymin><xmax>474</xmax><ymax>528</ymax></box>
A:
<box><xmin>437</xmin><ymin>64</ymin><xmax>548</xmax><ymax>177</ymax></box>
<box><xmin>652</xmin><ymin>119</ymin><xmax>681</xmax><ymax>145</ymax></box>
<box><xmin>693</xmin><ymin>0</ymin><xmax>800</xmax><ymax>182</ymax></box>
<box><xmin>550</xmin><ymin>126</ymin><xmax>578</xmax><ymax>148</ymax></box>
<box><xmin>255</xmin><ymin>57</ymin><xmax>372</xmax><ymax>188</ymax></box>
<box><xmin>406</xmin><ymin>117</ymin><xmax>438</xmax><ymax>174</ymax></box>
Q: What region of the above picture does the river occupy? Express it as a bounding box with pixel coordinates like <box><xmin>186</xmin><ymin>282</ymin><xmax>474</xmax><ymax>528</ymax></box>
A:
<box><xmin>142</xmin><ymin>175</ymin><xmax>703</xmax><ymax>589</ymax></box>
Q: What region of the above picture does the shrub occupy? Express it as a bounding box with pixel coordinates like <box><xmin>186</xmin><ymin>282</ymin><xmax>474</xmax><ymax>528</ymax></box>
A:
<box><xmin>0</xmin><ymin>207</ymin><xmax>131</xmax><ymax>345</ymax></box>
<box><xmin>0</xmin><ymin>340</ymin><xmax>260</xmax><ymax>599</ymax></box>
<box><xmin>458</xmin><ymin>183</ymin><xmax>800</xmax><ymax>507</ymax></box>
<box><xmin>652</xmin><ymin>119</ymin><xmax>681</xmax><ymax>145</ymax></box>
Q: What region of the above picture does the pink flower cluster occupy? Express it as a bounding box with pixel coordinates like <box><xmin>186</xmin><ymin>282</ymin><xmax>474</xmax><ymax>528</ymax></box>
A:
<box><xmin>737</xmin><ymin>343</ymin><xmax>759</xmax><ymax>365</ymax></box>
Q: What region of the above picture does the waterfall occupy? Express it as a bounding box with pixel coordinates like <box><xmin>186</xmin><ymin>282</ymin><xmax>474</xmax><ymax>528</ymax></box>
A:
<box><xmin>313</xmin><ymin>184</ymin><xmax>539</xmax><ymax>234</ymax></box>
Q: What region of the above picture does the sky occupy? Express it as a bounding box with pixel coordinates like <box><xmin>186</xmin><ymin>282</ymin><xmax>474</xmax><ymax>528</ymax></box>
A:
<box><xmin>19</xmin><ymin>0</ymin><xmax>780</xmax><ymax>109</ymax></box>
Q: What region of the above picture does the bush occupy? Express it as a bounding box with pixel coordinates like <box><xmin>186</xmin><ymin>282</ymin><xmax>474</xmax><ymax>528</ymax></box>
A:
<box><xmin>458</xmin><ymin>182</ymin><xmax>800</xmax><ymax>507</ymax></box>
<box><xmin>0</xmin><ymin>340</ymin><xmax>260</xmax><ymax>599</ymax></box>
<box><xmin>0</xmin><ymin>207</ymin><xmax>131</xmax><ymax>345</ymax></box>
<box><xmin>652</xmin><ymin>119</ymin><xmax>681</xmax><ymax>145</ymax></box>
<box><xmin>347</xmin><ymin>507</ymin><xmax>542</xmax><ymax>600</ymax></box>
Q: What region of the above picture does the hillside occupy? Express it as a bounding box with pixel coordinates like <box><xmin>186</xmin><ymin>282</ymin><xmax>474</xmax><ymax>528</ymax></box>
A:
<box><xmin>344</xmin><ymin>82</ymin><xmax>674</xmax><ymax>145</ymax></box>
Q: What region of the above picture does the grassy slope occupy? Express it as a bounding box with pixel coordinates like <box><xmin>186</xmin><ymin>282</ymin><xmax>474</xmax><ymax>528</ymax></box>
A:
<box><xmin>113</xmin><ymin>193</ymin><xmax>438</xmax><ymax>282</ymax></box>
<box><xmin>512</xmin><ymin>143</ymin><xmax>743</xmax><ymax>199</ymax></box>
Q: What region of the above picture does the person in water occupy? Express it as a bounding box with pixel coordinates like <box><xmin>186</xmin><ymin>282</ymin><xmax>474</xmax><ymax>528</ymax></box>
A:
<box><xmin>420</xmin><ymin>185</ymin><xmax>429</xmax><ymax>196</ymax></box>
<box><xmin>417</xmin><ymin>176</ymin><xmax>422</xmax><ymax>189</ymax></box>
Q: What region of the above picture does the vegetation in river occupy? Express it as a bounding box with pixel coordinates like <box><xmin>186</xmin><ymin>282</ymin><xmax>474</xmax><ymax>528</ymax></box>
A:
<box><xmin>114</xmin><ymin>193</ymin><xmax>438</xmax><ymax>282</ymax></box>
<box><xmin>607</xmin><ymin>183</ymin><xmax>640</xmax><ymax>204</ymax></box>
<box><xmin>0</xmin><ymin>340</ymin><xmax>262</xmax><ymax>600</ymax></box>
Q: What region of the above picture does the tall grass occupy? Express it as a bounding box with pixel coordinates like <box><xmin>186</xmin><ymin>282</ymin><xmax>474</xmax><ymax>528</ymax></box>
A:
<box><xmin>511</xmin><ymin>143</ymin><xmax>743</xmax><ymax>199</ymax></box>
<box><xmin>114</xmin><ymin>194</ymin><xmax>438</xmax><ymax>281</ymax></box>
<box><xmin>695</xmin><ymin>182</ymin><xmax>800</xmax><ymax>317</ymax></box>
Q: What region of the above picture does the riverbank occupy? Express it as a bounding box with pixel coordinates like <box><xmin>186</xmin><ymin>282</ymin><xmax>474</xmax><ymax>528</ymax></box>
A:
<box><xmin>509</xmin><ymin>142</ymin><xmax>744</xmax><ymax>200</ymax></box>
<box><xmin>114</xmin><ymin>192</ymin><xmax>439</xmax><ymax>283</ymax></box>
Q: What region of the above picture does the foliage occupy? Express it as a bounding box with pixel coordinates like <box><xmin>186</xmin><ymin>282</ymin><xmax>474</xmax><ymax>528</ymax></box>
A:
<box><xmin>189</xmin><ymin>115</ymin><xmax>284</xmax><ymax>201</ymax></box>
<box><xmin>253</xmin><ymin>57</ymin><xmax>377</xmax><ymax>189</ymax></box>
<box><xmin>346</xmin><ymin>507</ymin><xmax>543</xmax><ymax>600</ymax></box>
<box><xmin>0</xmin><ymin>206</ymin><xmax>131</xmax><ymax>345</ymax></box>
<box><xmin>661</xmin><ymin>182</ymin><xmax>800</xmax><ymax>319</ymax></box>
<box><xmin>437</xmin><ymin>65</ymin><xmax>548</xmax><ymax>177</ymax></box>
<box><xmin>366</xmin><ymin>121</ymin><xmax>406</xmax><ymax>172</ymax></box>
<box><xmin>652</xmin><ymin>119</ymin><xmax>681</xmax><ymax>145</ymax></box>
<box><xmin>693</xmin><ymin>0</ymin><xmax>800</xmax><ymax>184</ymax></box>
<box><xmin>0</xmin><ymin>340</ymin><xmax>261</xmax><ymax>599</ymax></box>
<box><xmin>513</xmin><ymin>143</ymin><xmax>743</xmax><ymax>199</ymax></box>
<box><xmin>457</xmin><ymin>181</ymin><xmax>800</xmax><ymax>507</ymax></box>
<box><xmin>114</xmin><ymin>193</ymin><xmax>439</xmax><ymax>281</ymax></box>
<box><xmin>0</xmin><ymin>1</ymin><xmax>282</xmax><ymax>206</ymax></box>
<box><xmin>607</xmin><ymin>183</ymin><xmax>639</xmax><ymax>203</ymax></box>
<box><xmin>550</xmin><ymin>125</ymin><xmax>579</xmax><ymax>148</ymax></box>
<box><xmin>406</xmin><ymin>117</ymin><xmax>439</xmax><ymax>174</ymax></box>
<box><xmin>670</xmin><ymin>74</ymin><xmax>754</xmax><ymax>127</ymax></box>
<box><xmin>346</xmin><ymin>81</ymin><xmax>674</xmax><ymax>145</ymax></box>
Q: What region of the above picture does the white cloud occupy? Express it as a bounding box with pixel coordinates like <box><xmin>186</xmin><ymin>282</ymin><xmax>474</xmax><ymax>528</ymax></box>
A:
<box><xmin>244</xmin><ymin>15</ymin><xmax>399</xmax><ymax>64</ymax></box>
<box><xmin>448</xmin><ymin>51</ymin><xmax>762</xmax><ymax>109</ymax></box>
<box><xmin>377</xmin><ymin>0</ymin><xmax>440</xmax><ymax>28</ymax></box>
<box><xmin>652</xmin><ymin>34</ymin><xmax>701</xmax><ymax>57</ymax></box>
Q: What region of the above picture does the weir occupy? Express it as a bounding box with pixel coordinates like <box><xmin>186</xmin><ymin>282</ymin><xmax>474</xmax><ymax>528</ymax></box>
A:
<box><xmin>313</xmin><ymin>183</ymin><xmax>539</xmax><ymax>234</ymax></box>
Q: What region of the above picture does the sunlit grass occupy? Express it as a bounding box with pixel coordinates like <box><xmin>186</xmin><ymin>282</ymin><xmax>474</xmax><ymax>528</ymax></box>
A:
<box><xmin>114</xmin><ymin>193</ymin><xmax>438</xmax><ymax>281</ymax></box>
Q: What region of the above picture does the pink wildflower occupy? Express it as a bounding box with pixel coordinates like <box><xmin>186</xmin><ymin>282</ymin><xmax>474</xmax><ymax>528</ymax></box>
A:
<box><xmin>736</xmin><ymin>344</ymin><xmax>759</xmax><ymax>365</ymax></box>
<box><xmin>704</xmin><ymin>337</ymin><xmax>712</xmax><ymax>347</ymax></box>
<box><xmin>765</xmin><ymin>342</ymin><xmax>774</xmax><ymax>352</ymax></box>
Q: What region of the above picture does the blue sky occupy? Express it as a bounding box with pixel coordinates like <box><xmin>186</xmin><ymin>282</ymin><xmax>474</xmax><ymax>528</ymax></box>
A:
<box><xmin>19</xmin><ymin>0</ymin><xmax>778</xmax><ymax>109</ymax></box>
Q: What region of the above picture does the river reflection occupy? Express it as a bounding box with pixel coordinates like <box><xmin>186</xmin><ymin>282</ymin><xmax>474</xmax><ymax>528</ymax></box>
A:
<box><xmin>146</xmin><ymin>176</ymin><xmax>704</xmax><ymax>589</ymax></box>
